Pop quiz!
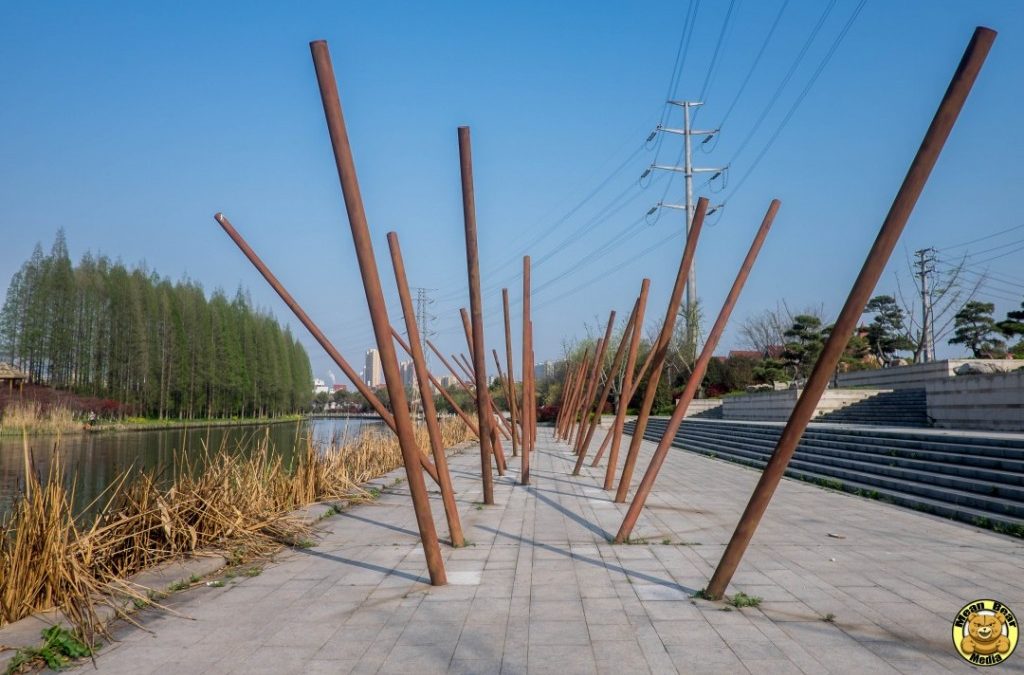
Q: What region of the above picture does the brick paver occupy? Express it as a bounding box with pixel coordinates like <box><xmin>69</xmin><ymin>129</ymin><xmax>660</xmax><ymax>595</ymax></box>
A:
<box><xmin>70</xmin><ymin>427</ymin><xmax>1024</xmax><ymax>673</ymax></box>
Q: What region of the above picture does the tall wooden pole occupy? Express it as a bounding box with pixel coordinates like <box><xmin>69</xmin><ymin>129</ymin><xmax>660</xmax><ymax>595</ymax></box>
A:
<box><xmin>387</xmin><ymin>232</ymin><xmax>465</xmax><ymax>547</ymax></box>
<box><xmin>596</xmin><ymin>279</ymin><xmax>650</xmax><ymax>482</ymax></box>
<box><xmin>615</xmin><ymin>199</ymin><xmax>779</xmax><ymax>543</ymax></box>
<box><xmin>309</xmin><ymin>40</ymin><xmax>445</xmax><ymax>584</ymax></box>
<box><xmin>574</xmin><ymin>301</ymin><xmax>639</xmax><ymax>474</ymax></box>
<box><xmin>521</xmin><ymin>256</ymin><xmax>533</xmax><ymax>484</ymax></box>
<box><xmin>502</xmin><ymin>289</ymin><xmax>521</xmax><ymax>456</ymax></box>
<box><xmin>573</xmin><ymin>312</ymin><xmax>616</xmax><ymax>453</ymax></box>
<box><xmin>458</xmin><ymin>126</ymin><xmax>495</xmax><ymax>505</ymax></box>
<box><xmin>615</xmin><ymin>197</ymin><xmax>707</xmax><ymax>502</ymax></box>
<box><xmin>707</xmin><ymin>27</ymin><xmax>996</xmax><ymax>598</ymax></box>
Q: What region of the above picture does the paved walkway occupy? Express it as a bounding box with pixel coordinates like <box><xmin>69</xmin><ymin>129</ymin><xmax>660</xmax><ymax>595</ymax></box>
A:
<box><xmin>72</xmin><ymin>428</ymin><xmax>1024</xmax><ymax>674</ymax></box>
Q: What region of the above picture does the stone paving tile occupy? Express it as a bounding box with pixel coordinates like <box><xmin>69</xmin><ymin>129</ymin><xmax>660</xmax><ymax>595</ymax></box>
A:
<box><xmin>66</xmin><ymin>427</ymin><xmax>1024</xmax><ymax>674</ymax></box>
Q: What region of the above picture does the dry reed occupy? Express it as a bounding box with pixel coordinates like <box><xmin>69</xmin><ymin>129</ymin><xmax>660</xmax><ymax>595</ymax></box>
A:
<box><xmin>0</xmin><ymin>417</ymin><xmax>471</xmax><ymax>643</ymax></box>
<box><xmin>0</xmin><ymin>402</ymin><xmax>79</xmax><ymax>435</ymax></box>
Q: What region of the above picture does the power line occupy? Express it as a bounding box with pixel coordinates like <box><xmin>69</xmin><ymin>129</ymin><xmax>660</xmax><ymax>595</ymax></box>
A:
<box><xmin>724</xmin><ymin>0</ymin><xmax>866</xmax><ymax>198</ymax></box>
<box><xmin>715</xmin><ymin>0</ymin><xmax>790</xmax><ymax>129</ymax></box>
<box><xmin>936</xmin><ymin>222</ymin><xmax>1024</xmax><ymax>252</ymax></box>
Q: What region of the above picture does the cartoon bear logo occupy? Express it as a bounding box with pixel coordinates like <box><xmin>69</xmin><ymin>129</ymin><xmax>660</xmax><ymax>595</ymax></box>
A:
<box><xmin>962</xmin><ymin>611</ymin><xmax>1011</xmax><ymax>657</ymax></box>
<box><xmin>952</xmin><ymin>600</ymin><xmax>1018</xmax><ymax>666</ymax></box>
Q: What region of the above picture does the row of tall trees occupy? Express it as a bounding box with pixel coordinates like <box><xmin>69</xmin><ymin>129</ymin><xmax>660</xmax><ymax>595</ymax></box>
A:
<box><xmin>0</xmin><ymin>231</ymin><xmax>313</xmax><ymax>419</ymax></box>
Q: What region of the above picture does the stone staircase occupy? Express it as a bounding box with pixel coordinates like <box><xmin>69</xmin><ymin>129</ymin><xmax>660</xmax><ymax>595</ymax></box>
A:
<box><xmin>625</xmin><ymin>417</ymin><xmax>1024</xmax><ymax>535</ymax></box>
<box><xmin>815</xmin><ymin>388</ymin><xmax>930</xmax><ymax>427</ymax></box>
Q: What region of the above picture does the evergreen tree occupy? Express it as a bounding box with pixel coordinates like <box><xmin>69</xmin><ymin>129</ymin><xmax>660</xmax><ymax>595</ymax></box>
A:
<box><xmin>949</xmin><ymin>301</ymin><xmax>1006</xmax><ymax>358</ymax></box>
<box><xmin>863</xmin><ymin>295</ymin><xmax>913</xmax><ymax>363</ymax></box>
<box><xmin>0</xmin><ymin>232</ymin><xmax>312</xmax><ymax>418</ymax></box>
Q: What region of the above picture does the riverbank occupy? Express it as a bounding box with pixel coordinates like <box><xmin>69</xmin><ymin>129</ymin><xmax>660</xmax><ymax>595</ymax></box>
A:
<box><xmin>0</xmin><ymin>417</ymin><xmax>472</xmax><ymax>646</ymax></box>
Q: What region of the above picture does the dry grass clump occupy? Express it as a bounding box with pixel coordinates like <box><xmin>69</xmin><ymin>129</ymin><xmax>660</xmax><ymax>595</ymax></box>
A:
<box><xmin>0</xmin><ymin>401</ymin><xmax>79</xmax><ymax>435</ymax></box>
<box><xmin>0</xmin><ymin>418</ymin><xmax>470</xmax><ymax>643</ymax></box>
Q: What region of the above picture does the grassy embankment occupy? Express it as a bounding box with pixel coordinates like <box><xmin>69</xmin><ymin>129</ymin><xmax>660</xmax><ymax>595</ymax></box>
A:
<box><xmin>0</xmin><ymin>418</ymin><xmax>472</xmax><ymax>643</ymax></box>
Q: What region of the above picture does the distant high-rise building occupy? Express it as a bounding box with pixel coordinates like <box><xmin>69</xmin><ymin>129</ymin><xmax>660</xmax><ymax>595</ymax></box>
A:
<box><xmin>534</xmin><ymin>360</ymin><xmax>554</xmax><ymax>383</ymax></box>
<box><xmin>312</xmin><ymin>378</ymin><xmax>330</xmax><ymax>395</ymax></box>
<box><xmin>399</xmin><ymin>360</ymin><xmax>417</xmax><ymax>388</ymax></box>
<box><xmin>363</xmin><ymin>348</ymin><xmax>384</xmax><ymax>388</ymax></box>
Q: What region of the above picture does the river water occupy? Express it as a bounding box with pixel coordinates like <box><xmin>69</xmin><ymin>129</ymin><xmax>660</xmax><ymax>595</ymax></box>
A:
<box><xmin>0</xmin><ymin>416</ymin><xmax>384</xmax><ymax>520</ymax></box>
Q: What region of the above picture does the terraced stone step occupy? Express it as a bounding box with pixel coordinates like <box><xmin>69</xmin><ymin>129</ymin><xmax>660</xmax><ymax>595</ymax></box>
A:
<box><xmin>625</xmin><ymin>418</ymin><xmax>1024</xmax><ymax>535</ymax></box>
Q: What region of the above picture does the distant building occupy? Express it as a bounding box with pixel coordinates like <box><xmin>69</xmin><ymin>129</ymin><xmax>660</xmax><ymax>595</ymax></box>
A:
<box><xmin>534</xmin><ymin>360</ymin><xmax>555</xmax><ymax>383</ymax></box>
<box><xmin>332</xmin><ymin>384</ymin><xmax>348</xmax><ymax>393</ymax></box>
<box><xmin>312</xmin><ymin>378</ymin><xmax>330</xmax><ymax>395</ymax></box>
<box><xmin>0</xmin><ymin>362</ymin><xmax>28</xmax><ymax>391</ymax></box>
<box><xmin>399</xmin><ymin>360</ymin><xmax>417</xmax><ymax>388</ymax></box>
<box><xmin>363</xmin><ymin>349</ymin><xmax>384</xmax><ymax>387</ymax></box>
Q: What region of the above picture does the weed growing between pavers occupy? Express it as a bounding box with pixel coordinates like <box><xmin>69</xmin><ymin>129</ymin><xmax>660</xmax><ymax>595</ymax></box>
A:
<box><xmin>823</xmin><ymin>613</ymin><xmax>836</xmax><ymax>622</ymax></box>
<box><xmin>726</xmin><ymin>592</ymin><xmax>763</xmax><ymax>608</ymax></box>
<box><xmin>5</xmin><ymin>626</ymin><xmax>93</xmax><ymax>674</ymax></box>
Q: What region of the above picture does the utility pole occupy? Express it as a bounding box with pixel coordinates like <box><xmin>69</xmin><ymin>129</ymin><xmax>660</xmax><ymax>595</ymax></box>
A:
<box><xmin>914</xmin><ymin>248</ymin><xmax>937</xmax><ymax>362</ymax></box>
<box><xmin>645</xmin><ymin>100</ymin><xmax>725</xmax><ymax>347</ymax></box>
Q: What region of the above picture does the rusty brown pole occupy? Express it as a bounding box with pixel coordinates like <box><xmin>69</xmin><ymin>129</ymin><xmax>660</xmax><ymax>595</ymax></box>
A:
<box><xmin>431</xmin><ymin>344</ymin><xmax>508</xmax><ymax>444</ymax></box>
<box><xmin>595</xmin><ymin>279</ymin><xmax>651</xmax><ymax>476</ymax></box>
<box><xmin>459</xmin><ymin>308</ymin><xmax>476</xmax><ymax>360</ymax></box>
<box><xmin>501</xmin><ymin>289</ymin><xmax>522</xmax><ymax>456</ymax></box>
<box><xmin>455</xmin><ymin>353</ymin><xmax>476</xmax><ymax>383</ymax></box>
<box><xmin>559</xmin><ymin>361</ymin><xmax>585</xmax><ymax>440</ymax></box>
<box><xmin>557</xmin><ymin>356</ymin><xmax>584</xmax><ymax>439</ymax></box>
<box><xmin>309</xmin><ymin>40</ymin><xmax>445</xmax><ymax>585</ymax></box>
<box><xmin>522</xmin><ymin>256</ymin><xmax>534</xmax><ymax>471</ymax></box>
<box><xmin>615</xmin><ymin>199</ymin><xmax>780</xmax><ymax>543</ymax></box>
<box><xmin>594</xmin><ymin>344</ymin><xmax>657</xmax><ymax>468</ymax></box>
<box><xmin>395</xmin><ymin>329</ymin><xmax>481</xmax><ymax>436</ymax></box>
<box><xmin>529</xmin><ymin>318</ymin><xmax>537</xmax><ymax>449</ymax></box>
<box><xmin>615</xmin><ymin>197</ymin><xmax>707</xmax><ymax>503</ymax></box>
<box><xmin>707</xmin><ymin>26</ymin><xmax>995</xmax><ymax>599</ymax></box>
<box><xmin>457</xmin><ymin>126</ymin><xmax>496</xmax><ymax>505</ymax></box>
<box><xmin>573</xmin><ymin>312</ymin><xmax>616</xmax><ymax>454</ymax></box>
<box><xmin>570</xmin><ymin>339</ymin><xmax>604</xmax><ymax>447</ymax></box>
<box><xmin>492</xmin><ymin>347</ymin><xmax>515</xmax><ymax>435</ymax></box>
<box><xmin>213</xmin><ymin>212</ymin><xmax>440</xmax><ymax>485</ymax></box>
<box><xmin>557</xmin><ymin>358</ymin><xmax>581</xmax><ymax>438</ymax></box>
<box><xmin>563</xmin><ymin>348</ymin><xmax>593</xmax><ymax>442</ymax></box>
<box><xmin>386</xmin><ymin>232</ymin><xmax>465</xmax><ymax>547</ymax></box>
<box><xmin>573</xmin><ymin>302</ymin><xmax>639</xmax><ymax>474</ymax></box>
<box><xmin>555</xmin><ymin>361</ymin><xmax>580</xmax><ymax>438</ymax></box>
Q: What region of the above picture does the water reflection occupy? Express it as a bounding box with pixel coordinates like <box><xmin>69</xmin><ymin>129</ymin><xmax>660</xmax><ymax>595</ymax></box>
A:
<box><xmin>0</xmin><ymin>417</ymin><xmax>383</xmax><ymax>519</ymax></box>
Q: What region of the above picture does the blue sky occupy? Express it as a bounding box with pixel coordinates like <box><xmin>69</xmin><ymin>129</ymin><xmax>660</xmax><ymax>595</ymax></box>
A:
<box><xmin>2</xmin><ymin>1</ymin><xmax>1023</xmax><ymax>383</ymax></box>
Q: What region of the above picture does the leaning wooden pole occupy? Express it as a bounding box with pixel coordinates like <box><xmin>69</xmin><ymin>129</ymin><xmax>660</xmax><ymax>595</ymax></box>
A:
<box><xmin>457</xmin><ymin>126</ymin><xmax>496</xmax><ymax>505</ymax></box>
<box><xmin>595</xmin><ymin>279</ymin><xmax>650</xmax><ymax>480</ymax></box>
<box><xmin>706</xmin><ymin>27</ymin><xmax>995</xmax><ymax>599</ymax></box>
<box><xmin>615</xmin><ymin>197</ymin><xmax>707</xmax><ymax>502</ymax></box>
<box><xmin>213</xmin><ymin>212</ymin><xmax>439</xmax><ymax>485</ymax></box>
<box><xmin>522</xmin><ymin>255</ymin><xmax>534</xmax><ymax>484</ymax></box>
<box><xmin>555</xmin><ymin>361</ymin><xmax>579</xmax><ymax>438</ymax></box>
<box><xmin>501</xmin><ymin>289</ymin><xmax>521</xmax><ymax>456</ymax></box>
<box><xmin>615</xmin><ymin>199</ymin><xmax>780</xmax><ymax>543</ymax></box>
<box><xmin>565</xmin><ymin>348</ymin><xmax>598</xmax><ymax>444</ymax></box>
<box><xmin>574</xmin><ymin>301</ymin><xmax>639</xmax><ymax>474</ymax></box>
<box><xmin>309</xmin><ymin>40</ymin><xmax>445</xmax><ymax>585</ymax></box>
<box><xmin>573</xmin><ymin>312</ymin><xmax>616</xmax><ymax>454</ymax></box>
<box><xmin>387</xmin><ymin>232</ymin><xmax>465</xmax><ymax>547</ymax></box>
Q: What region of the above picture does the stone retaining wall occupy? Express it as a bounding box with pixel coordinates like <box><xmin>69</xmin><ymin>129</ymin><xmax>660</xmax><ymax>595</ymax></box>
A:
<box><xmin>926</xmin><ymin>369</ymin><xmax>1024</xmax><ymax>432</ymax></box>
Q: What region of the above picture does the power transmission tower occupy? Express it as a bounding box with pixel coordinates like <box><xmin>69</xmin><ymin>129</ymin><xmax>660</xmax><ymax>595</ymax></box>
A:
<box><xmin>414</xmin><ymin>287</ymin><xmax>436</xmax><ymax>368</ymax></box>
<box><xmin>914</xmin><ymin>248</ymin><xmax>937</xmax><ymax>362</ymax></box>
<box><xmin>645</xmin><ymin>100</ymin><xmax>726</xmax><ymax>347</ymax></box>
